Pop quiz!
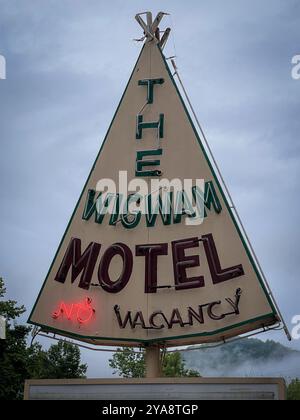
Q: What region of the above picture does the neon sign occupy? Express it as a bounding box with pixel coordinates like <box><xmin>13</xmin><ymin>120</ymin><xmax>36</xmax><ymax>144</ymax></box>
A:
<box><xmin>52</xmin><ymin>297</ymin><xmax>95</xmax><ymax>324</ymax></box>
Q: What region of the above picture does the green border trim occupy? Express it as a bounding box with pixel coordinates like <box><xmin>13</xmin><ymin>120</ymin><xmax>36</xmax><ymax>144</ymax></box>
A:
<box><xmin>28</xmin><ymin>42</ymin><xmax>278</xmax><ymax>345</ymax></box>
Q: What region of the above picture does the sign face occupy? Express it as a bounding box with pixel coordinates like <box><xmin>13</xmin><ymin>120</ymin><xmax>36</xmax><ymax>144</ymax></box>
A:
<box><xmin>28</xmin><ymin>39</ymin><xmax>279</xmax><ymax>346</ymax></box>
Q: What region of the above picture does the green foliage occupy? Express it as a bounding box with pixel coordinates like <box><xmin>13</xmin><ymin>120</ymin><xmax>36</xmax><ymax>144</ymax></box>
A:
<box><xmin>0</xmin><ymin>277</ymin><xmax>87</xmax><ymax>400</ymax></box>
<box><xmin>0</xmin><ymin>277</ymin><xmax>26</xmax><ymax>324</ymax></box>
<box><xmin>0</xmin><ymin>324</ymin><xmax>31</xmax><ymax>399</ymax></box>
<box><xmin>109</xmin><ymin>348</ymin><xmax>200</xmax><ymax>378</ymax></box>
<box><xmin>0</xmin><ymin>277</ymin><xmax>30</xmax><ymax>399</ymax></box>
<box><xmin>109</xmin><ymin>347</ymin><xmax>145</xmax><ymax>378</ymax></box>
<box><xmin>162</xmin><ymin>352</ymin><xmax>200</xmax><ymax>377</ymax></box>
<box><xmin>287</xmin><ymin>379</ymin><xmax>300</xmax><ymax>400</ymax></box>
<box><xmin>29</xmin><ymin>341</ymin><xmax>87</xmax><ymax>379</ymax></box>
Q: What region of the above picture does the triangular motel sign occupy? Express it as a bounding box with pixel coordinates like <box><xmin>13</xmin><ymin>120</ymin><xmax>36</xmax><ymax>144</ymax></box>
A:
<box><xmin>28</xmin><ymin>13</ymin><xmax>281</xmax><ymax>347</ymax></box>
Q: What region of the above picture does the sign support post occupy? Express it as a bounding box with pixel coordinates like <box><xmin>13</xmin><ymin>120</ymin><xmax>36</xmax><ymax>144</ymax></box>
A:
<box><xmin>145</xmin><ymin>345</ymin><xmax>161</xmax><ymax>378</ymax></box>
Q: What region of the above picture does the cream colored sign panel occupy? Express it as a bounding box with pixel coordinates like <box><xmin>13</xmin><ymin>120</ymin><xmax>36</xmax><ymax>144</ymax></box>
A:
<box><xmin>28</xmin><ymin>41</ymin><xmax>278</xmax><ymax>346</ymax></box>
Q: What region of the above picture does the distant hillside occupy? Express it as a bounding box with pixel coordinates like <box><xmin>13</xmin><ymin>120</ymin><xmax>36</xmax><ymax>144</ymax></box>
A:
<box><xmin>181</xmin><ymin>338</ymin><xmax>300</xmax><ymax>379</ymax></box>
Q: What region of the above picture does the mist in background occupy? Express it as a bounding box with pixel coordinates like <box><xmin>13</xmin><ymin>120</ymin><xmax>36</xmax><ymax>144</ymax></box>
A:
<box><xmin>182</xmin><ymin>338</ymin><xmax>300</xmax><ymax>380</ymax></box>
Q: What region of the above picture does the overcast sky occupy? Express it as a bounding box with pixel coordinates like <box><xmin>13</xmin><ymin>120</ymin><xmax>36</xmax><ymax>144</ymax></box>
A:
<box><xmin>0</xmin><ymin>0</ymin><xmax>299</xmax><ymax>377</ymax></box>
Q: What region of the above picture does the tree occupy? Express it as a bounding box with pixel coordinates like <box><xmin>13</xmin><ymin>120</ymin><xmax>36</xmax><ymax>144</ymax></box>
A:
<box><xmin>109</xmin><ymin>347</ymin><xmax>145</xmax><ymax>378</ymax></box>
<box><xmin>0</xmin><ymin>277</ymin><xmax>30</xmax><ymax>399</ymax></box>
<box><xmin>0</xmin><ymin>277</ymin><xmax>87</xmax><ymax>400</ymax></box>
<box><xmin>29</xmin><ymin>341</ymin><xmax>87</xmax><ymax>379</ymax></box>
<box><xmin>162</xmin><ymin>352</ymin><xmax>200</xmax><ymax>377</ymax></box>
<box><xmin>109</xmin><ymin>347</ymin><xmax>200</xmax><ymax>378</ymax></box>
<box><xmin>287</xmin><ymin>378</ymin><xmax>300</xmax><ymax>400</ymax></box>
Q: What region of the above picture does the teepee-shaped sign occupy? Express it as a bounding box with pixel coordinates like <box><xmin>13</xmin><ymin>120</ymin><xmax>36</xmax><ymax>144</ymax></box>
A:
<box><xmin>28</xmin><ymin>13</ymin><xmax>280</xmax><ymax>346</ymax></box>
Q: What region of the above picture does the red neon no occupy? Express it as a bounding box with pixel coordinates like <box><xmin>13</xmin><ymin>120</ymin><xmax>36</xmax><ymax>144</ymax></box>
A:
<box><xmin>52</xmin><ymin>297</ymin><xmax>94</xmax><ymax>324</ymax></box>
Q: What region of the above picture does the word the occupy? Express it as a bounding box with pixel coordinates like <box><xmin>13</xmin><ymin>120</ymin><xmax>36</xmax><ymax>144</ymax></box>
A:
<box><xmin>114</xmin><ymin>288</ymin><xmax>242</xmax><ymax>330</ymax></box>
<box><xmin>291</xmin><ymin>55</ymin><xmax>300</xmax><ymax>80</ymax></box>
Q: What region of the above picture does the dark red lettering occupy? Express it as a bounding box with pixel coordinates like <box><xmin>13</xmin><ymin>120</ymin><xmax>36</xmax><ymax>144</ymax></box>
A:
<box><xmin>202</xmin><ymin>233</ymin><xmax>244</xmax><ymax>284</ymax></box>
<box><xmin>171</xmin><ymin>237</ymin><xmax>204</xmax><ymax>290</ymax></box>
<box><xmin>54</xmin><ymin>237</ymin><xmax>101</xmax><ymax>290</ymax></box>
<box><xmin>136</xmin><ymin>243</ymin><xmax>168</xmax><ymax>293</ymax></box>
<box><xmin>98</xmin><ymin>243</ymin><xmax>133</xmax><ymax>293</ymax></box>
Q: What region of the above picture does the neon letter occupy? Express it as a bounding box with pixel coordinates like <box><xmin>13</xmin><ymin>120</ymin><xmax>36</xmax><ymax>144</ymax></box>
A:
<box><xmin>54</xmin><ymin>238</ymin><xmax>101</xmax><ymax>290</ymax></box>
<box><xmin>171</xmin><ymin>237</ymin><xmax>204</xmax><ymax>290</ymax></box>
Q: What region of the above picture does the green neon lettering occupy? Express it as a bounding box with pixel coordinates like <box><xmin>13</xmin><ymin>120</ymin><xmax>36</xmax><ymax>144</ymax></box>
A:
<box><xmin>135</xmin><ymin>149</ymin><xmax>163</xmax><ymax>177</ymax></box>
<box><xmin>136</xmin><ymin>114</ymin><xmax>164</xmax><ymax>140</ymax></box>
<box><xmin>173</xmin><ymin>190</ymin><xmax>197</xmax><ymax>224</ymax></box>
<box><xmin>82</xmin><ymin>189</ymin><xmax>121</xmax><ymax>226</ymax></box>
<box><xmin>192</xmin><ymin>182</ymin><xmax>222</xmax><ymax>217</ymax></box>
<box><xmin>138</xmin><ymin>78</ymin><xmax>164</xmax><ymax>104</ymax></box>
<box><xmin>145</xmin><ymin>191</ymin><xmax>173</xmax><ymax>227</ymax></box>
<box><xmin>121</xmin><ymin>194</ymin><xmax>142</xmax><ymax>229</ymax></box>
